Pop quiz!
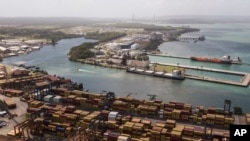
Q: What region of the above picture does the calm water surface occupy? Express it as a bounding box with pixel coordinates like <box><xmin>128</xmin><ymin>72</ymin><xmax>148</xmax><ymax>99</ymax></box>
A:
<box><xmin>2</xmin><ymin>23</ymin><xmax>250</xmax><ymax>112</ymax></box>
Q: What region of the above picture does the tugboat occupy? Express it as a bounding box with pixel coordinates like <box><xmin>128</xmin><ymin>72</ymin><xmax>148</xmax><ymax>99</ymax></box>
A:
<box><xmin>198</xmin><ymin>35</ymin><xmax>205</xmax><ymax>41</ymax></box>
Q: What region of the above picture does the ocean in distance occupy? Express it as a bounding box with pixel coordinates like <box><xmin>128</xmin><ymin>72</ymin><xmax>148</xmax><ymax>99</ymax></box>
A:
<box><xmin>2</xmin><ymin>23</ymin><xmax>250</xmax><ymax>112</ymax></box>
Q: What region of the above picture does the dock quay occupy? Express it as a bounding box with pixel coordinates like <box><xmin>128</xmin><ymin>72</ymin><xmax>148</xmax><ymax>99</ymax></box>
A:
<box><xmin>0</xmin><ymin>68</ymin><xmax>250</xmax><ymax>141</ymax></box>
<box><xmin>148</xmin><ymin>54</ymin><xmax>190</xmax><ymax>60</ymax></box>
<box><xmin>153</xmin><ymin>62</ymin><xmax>250</xmax><ymax>87</ymax></box>
<box><xmin>0</xmin><ymin>64</ymin><xmax>249</xmax><ymax>141</ymax></box>
<box><xmin>149</xmin><ymin>54</ymin><xmax>250</xmax><ymax>65</ymax></box>
<box><xmin>177</xmin><ymin>36</ymin><xmax>205</xmax><ymax>41</ymax></box>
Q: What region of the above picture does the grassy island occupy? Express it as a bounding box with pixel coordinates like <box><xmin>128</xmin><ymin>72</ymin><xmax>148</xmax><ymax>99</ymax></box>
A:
<box><xmin>68</xmin><ymin>32</ymin><xmax>127</xmax><ymax>61</ymax></box>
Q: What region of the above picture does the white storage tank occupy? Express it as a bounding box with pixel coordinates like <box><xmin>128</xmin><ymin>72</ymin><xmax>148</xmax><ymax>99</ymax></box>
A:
<box><xmin>130</xmin><ymin>43</ymin><xmax>139</xmax><ymax>50</ymax></box>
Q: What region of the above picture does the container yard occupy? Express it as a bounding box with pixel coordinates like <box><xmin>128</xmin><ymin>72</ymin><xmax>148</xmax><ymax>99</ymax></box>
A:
<box><xmin>0</xmin><ymin>65</ymin><xmax>248</xmax><ymax>141</ymax></box>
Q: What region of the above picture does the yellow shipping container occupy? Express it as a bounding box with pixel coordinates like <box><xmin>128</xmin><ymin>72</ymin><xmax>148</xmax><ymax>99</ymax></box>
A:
<box><xmin>119</xmin><ymin>126</ymin><xmax>124</xmax><ymax>133</ymax></box>
<box><xmin>246</xmin><ymin>113</ymin><xmax>250</xmax><ymax>118</ymax></box>
<box><xmin>247</xmin><ymin>118</ymin><xmax>250</xmax><ymax>125</ymax></box>
<box><xmin>173</xmin><ymin>125</ymin><xmax>184</xmax><ymax>132</ymax></box>
<box><xmin>215</xmin><ymin>114</ymin><xmax>225</xmax><ymax>121</ymax></box>
<box><xmin>131</xmin><ymin>118</ymin><xmax>141</xmax><ymax>123</ymax></box>
<box><xmin>26</xmin><ymin>113</ymin><xmax>31</xmax><ymax>119</ymax></box>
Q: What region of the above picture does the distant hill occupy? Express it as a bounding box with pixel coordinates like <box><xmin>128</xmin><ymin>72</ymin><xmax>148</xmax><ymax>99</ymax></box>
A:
<box><xmin>157</xmin><ymin>15</ymin><xmax>250</xmax><ymax>24</ymax></box>
<box><xmin>0</xmin><ymin>16</ymin><xmax>249</xmax><ymax>26</ymax></box>
<box><xmin>0</xmin><ymin>17</ymin><xmax>110</xmax><ymax>26</ymax></box>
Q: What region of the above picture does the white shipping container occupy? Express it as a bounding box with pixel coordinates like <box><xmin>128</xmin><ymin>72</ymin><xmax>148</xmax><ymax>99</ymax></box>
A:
<box><xmin>118</xmin><ymin>136</ymin><xmax>130</xmax><ymax>141</ymax></box>
<box><xmin>53</xmin><ymin>96</ymin><xmax>62</xmax><ymax>104</ymax></box>
<box><xmin>158</xmin><ymin>110</ymin><xmax>164</xmax><ymax>119</ymax></box>
<box><xmin>108</xmin><ymin>111</ymin><xmax>119</xmax><ymax>121</ymax></box>
<box><xmin>43</xmin><ymin>95</ymin><xmax>53</xmax><ymax>102</ymax></box>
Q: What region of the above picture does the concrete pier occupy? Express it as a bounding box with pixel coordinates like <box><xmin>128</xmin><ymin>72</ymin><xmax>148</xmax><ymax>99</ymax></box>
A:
<box><xmin>153</xmin><ymin>62</ymin><xmax>250</xmax><ymax>87</ymax></box>
<box><xmin>149</xmin><ymin>54</ymin><xmax>189</xmax><ymax>59</ymax></box>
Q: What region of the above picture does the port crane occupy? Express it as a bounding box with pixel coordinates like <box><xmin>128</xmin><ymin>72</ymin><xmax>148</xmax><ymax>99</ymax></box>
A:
<box><xmin>147</xmin><ymin>94</ymin><xmax>157</xmax><ymax>101</ymax></box>
<box><xmin>88</xmin><ymin>115</ymin><xmax>108</xmax><ymax>141</ymax></box>
<box><xmin>224</xmin><ymin>99</ymin><xmax>231</xmax><ymax>114</ymax></box>
<box><xmin>102</xmin><ymin>91</ymin><xmax>115</xmax><ymax>110</ymax></box>
<box><xmin>126</xmin><ymin>92</ymin><xmax>137</xmax><ymax>97</ymax></box>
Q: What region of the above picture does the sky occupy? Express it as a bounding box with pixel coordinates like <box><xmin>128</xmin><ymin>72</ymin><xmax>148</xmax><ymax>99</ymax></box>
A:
<box><xmin>0</xmin><ymin>0</ymin><xmax>250</xmax><ymax>18</ymax></box>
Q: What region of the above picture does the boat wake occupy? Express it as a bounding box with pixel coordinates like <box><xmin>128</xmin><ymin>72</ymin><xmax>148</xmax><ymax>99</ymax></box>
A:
<box><xmin>77</xmin><ymin>69</ymin><xmax>95</xmax><ymax>73</ymax></box>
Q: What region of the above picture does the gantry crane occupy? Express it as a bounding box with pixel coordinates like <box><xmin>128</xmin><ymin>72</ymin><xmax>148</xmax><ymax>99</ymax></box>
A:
<box><xmin>147</xmin><ymin>94</ymin><xmax>157</xmax><ymax>101</ymax></box>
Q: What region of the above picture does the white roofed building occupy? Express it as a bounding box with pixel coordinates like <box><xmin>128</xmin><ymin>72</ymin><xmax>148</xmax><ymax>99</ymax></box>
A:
<box><xmin>131</xmin><ymin>43</ymin><xmax>139</xmax><ymax>50</ymax></box>
<box><xmin>149</xmin><ymin>32</ymin><xmax>163</xmax><ymax>40</ymax></box>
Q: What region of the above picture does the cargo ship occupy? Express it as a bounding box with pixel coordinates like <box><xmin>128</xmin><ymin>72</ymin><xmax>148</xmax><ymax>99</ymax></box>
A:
<box><xmin>190</xmin><ymin>55</ymin><xmax>242</xmax><ymax>64</ymax></box>
<box><xmin>126</xmin><ymin>67</ymin><xmax>185</xmax><ymax>80</ymax></box>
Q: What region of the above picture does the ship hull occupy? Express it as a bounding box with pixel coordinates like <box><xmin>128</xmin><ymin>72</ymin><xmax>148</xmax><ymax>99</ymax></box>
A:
<box><xmin>190</xmin><ymin>57</ymin><xmax>232</xmax><ymax>64</ymax></box>
<box><xmin>126</xmin><ymin>68</ymin><xmax>185</xmax><ymax>80</ymax></box>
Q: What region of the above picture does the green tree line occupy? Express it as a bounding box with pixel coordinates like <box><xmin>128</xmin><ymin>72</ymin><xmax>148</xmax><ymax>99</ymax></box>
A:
<box><xmin>0</xmin><ymin>28</ymin><xmax>82</xmax><ymax>42</ymax></box>
<box><xmin>85</xmin><ymin>32</ymin><xmax>126</xmax><ymax>43</ymax></box>
<box><xmin>68</xmin><ymin>32</ymin><xmax>126</xmax><ymax>61</ymax></box>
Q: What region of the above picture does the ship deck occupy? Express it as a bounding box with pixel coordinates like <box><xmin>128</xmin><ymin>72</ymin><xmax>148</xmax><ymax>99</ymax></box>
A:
<box><xmin>153</xmin><ymin>62</ymin><xmax>250</xmax><ymax>87</ymax></box>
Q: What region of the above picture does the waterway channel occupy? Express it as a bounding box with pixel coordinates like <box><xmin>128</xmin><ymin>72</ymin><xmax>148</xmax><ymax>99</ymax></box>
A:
<box><xmin>2</xmin><ymin>23</ymin><xmax>250</xmax><ymax>112</ymax></box>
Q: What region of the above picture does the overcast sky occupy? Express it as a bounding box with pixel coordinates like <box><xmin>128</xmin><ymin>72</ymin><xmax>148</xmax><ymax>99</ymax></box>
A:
<box><xmin>0</xmin><ymin>0</ymin><xmax>250</xmax><ymax>18</ymax></box>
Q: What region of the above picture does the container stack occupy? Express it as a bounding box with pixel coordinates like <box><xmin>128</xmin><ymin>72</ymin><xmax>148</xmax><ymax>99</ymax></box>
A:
<box><xmin>207</xmin><ymin>107</ymin><xmax>216</xmax><ymax>114</ymax></box>
<box><xmin>28</xmin><ymin>100</ymin><xmax>43</xmax><ymax>108</ymax></box>
<box><xmin>165</xmin><ymin>119</ymin><xmax>176</xmax><ymax>130</ymax></box>
<box><xmin>123</xmin><ymin>122</ymin><xmax>134</xmax><ymax>135</ymax></box>
<box><xmin>132</xmin><ymin>123</ymin><xmax>144</xmax><ymax>138</ymax></box>
<box><xmin>180</xmin><ymin>110</ymin><xmax>190</xmax><ymax>121</ymax></box>
<box><xmin>193</xmin><ymin>126</ymin><xmax>204</xmax><ymax>139</ymax></box>
<box><xmin>246</xmin><ymin>113</ymin><xmax>250</xmax><ymax>125</ymax></box>
<box><xmin>224</xmin><ymin>116</ymin><xmax>234</xmax><ymax>128</ymax></box>
<box><xmin>163</xmin><ymin>108</ymin><xmax>173</xmax><ymax>119</ymax></box>
<box><xmin>112</xmin><ymin>100</ymin><xmax>127</xmax><ymax>112</ymax></box>
<box><xmin>206</xmin><ymin>114</ymin><xmax>215</xmax><ymax>125</ymax></box>
<box><xmin>183</xmin><ymin>126</ymin><xmax>194</xmax><ymax>137</ymax></box>
<box><xmin>171</xmin><ymin>125</ymin><xmax>183</xmax><ymax>141</ymax></box>
<box><xmin>147</xmin><ymin>105</ymin><xmax>158</xmax><ymax>116</ymax></box>
<box><xmin>118</xmin><ymin>135</ymin><xmax>131</xmax><ymax>141</ymax></box>
<box><xmin>42</xmin><ymin>119</ymin><xmax>73</xmax><ymax>137</ymax></box>
<box><xmin>153</xmin><ymin>100</ymin><xmax>163</xmax><ymax>109</ymax></box>
<box><xmin>104</xmin><ymin>131</ymin><xmax>120</xmax><ymax>141</ymax></box>
<box><xmin>65</xmin><ymin>105</ymin><xmax>76</xmax><ymax>113</ymax></box>
<box><xmin>53</xmin><ymin>95</ymin><xmax>62</xmax><ymax>104</ymax></box>
<box><xmin>141</xmin><ymin>119</ymin><xmax>151</xmax><ymax>129</ymax></box>
<box><xmin>107</xmin><ymin>112</ymin><xmax>119</xmax><ymax>131</ymax></box>
<box><xmin>214</xmin><ymin>114</ymin><xmax>225</xmax><ymax>127</ymax></box>
<box><xmin>100</xmin><ymin>110</ymin><xmax>110</xmax><ymax>120</ymax></box>
<box><xmin>213</xmin><ymin>130</ymin><xmax>225</xmax><ymax>141</ymax></box>
<box><xmin>172</xmin><ymin>109</ymin><xmax>181</xmax><ymax>120</ymax></box>
<box><xmin>4</xmin><ymin>98</ymin><xmax>16</xmax><ymax>109</ymax></box>
<box><xmin>26</xmin><ymin>107</ymin><xmax>41</xmax><ymax>119</ymax></box>
<box><xmin>131</xmin><ymin>117</ymin><xmax>141</xmax><ymax>123</ymax></box>
<box><xmin>80</xmin><ymin>112</ymin><xmax>99</xmax><ymax>129</ymax></box>
<box><xmin>107</xmin><ymin>120</ymin><xmax>119</xmax><ymax>131</ymax></box>
<box><xmin>121</xmin><ymin>115</ymin><xmax>132</xmax><ymax>124</ymax></box>
<box><xmin>183</xmin><ymin>104</ymin><xmax>192</xmax><ymax>112</ymax></box>
<box><xmin>137</xmin><ymin>105</ymin><xmax>149</xmax><ymax>115</ymax></box>
<box><xmin>150</xmin><ymin>126</ymin><xmax>162</xmax><ymax>141</ymax></box>
<box><xmin>30</xmin><ymin>118</ymin><xmax>44</xmax><ymax>136</ymax></box>
<box><xmin>108</xmin><ymin>111</ymin><xmax>119</xmax><ymax>121</ymax></box>
<box><xmin>163</xmin><ymin>101</ymin><xmax>192</xmax><ymax>121</ymax></box>
<box><xmin>43</xmin><ymin>95</ymin><xmax>54</xmax><ymax>103</ymax></box>
<box><xmin>160</xmin><ymin>128</ymin><xmax>171</xmax><ymax>141</ymax></box>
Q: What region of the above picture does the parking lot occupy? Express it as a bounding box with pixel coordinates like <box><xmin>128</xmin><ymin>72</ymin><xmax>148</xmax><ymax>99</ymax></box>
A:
<box><xmin>0</xmin><ymin>94</ymin><xmax>28</xmax><ymax>136</ymax></box>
